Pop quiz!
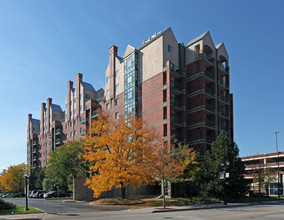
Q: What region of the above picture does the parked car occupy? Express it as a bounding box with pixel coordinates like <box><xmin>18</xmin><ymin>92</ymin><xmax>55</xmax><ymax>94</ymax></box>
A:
<box><xmin>34</xmin><ymin>190</ymin><xmax>46</xmax><ymax>198</ymax></box>
<box><xmin>29</xmin><ymin>190</ymin><xmax>38</xmax><ymax>198</ymax></box>
<box><xmin>43</xmin><ymin>191</ymin><xmax>71</xmax><ymax>198</ymax></box>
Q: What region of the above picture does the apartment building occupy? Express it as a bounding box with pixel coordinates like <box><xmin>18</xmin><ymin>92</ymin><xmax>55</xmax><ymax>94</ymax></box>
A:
<box><xmin>104</xmin><ymin>27</ymin><xmax>233</xmax><ymax>155</ymax></box>
<box><xmin>27</xmin><ymin>27</ymin><xmax>233</xmax><ymax>168</ymax></box>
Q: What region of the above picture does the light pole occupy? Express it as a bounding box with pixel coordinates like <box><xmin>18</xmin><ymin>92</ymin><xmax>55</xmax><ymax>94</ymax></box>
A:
<box><xmin>24</xmin><ymin>174</ymin><xmax>29</xmax><ymax>211</ymax></box>
<box><xmin>275</xmin><ymin>131</ymin><xmax>280</xmax><ymax>199</ymax></box>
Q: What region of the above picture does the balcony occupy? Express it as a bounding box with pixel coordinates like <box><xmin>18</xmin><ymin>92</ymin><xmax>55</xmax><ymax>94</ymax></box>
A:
<box><xmin>174</xmin><ymin>134</ymin><xmax>185</xmax><ymax>142</ymax></box>
<box><xmin>55</xmin><ymin>138</ymin><xmax>63</xmax><ymax>146</ymax></box>
<box><xmin>220</xmin><ymin>80</ymin><xmax>228</xmax><ymax>89</ymax></box>
<box><xmin>206</xmin><ymin>136</ymin><xmax>215</xmax><ymax>144</ymax></box>
<box><xmin>219</xmin><ymin>65</ymin><xmax>229</xmax><ymax>74</ymax></box>
<box><xmin>170</xmin><ymin>63</ymin><xmax>184</xmax><ymax>78</ymax></box>
<box><xmin>206</xmin><ymin>119</ymin><xmax>215</xmax><ymax>128</ymax></box>
<box><xmin>205</xmin><ymin>71</ymin><xmax>214</xmax><ymax>80</ymax></box>
<box><xmin>220</xmin><ymin>110</ymin><xmax>229</xmax><ymax>118</ymax></box>
<box><xmin>92</xmin><ymin>110</ymin><xmax>98</xmax><ymax>118</ymax></box>
<box><xmin>205</xmin><ymin>87</ymin><xmax>214</xmax><ymax>97</ymax></box>
<box><xmin>55</xmin><ymin>128</ymin><xmax>62</xmax><ymax>136</ymax></box>
<box><xmin>220</xmin><ymin>95</ymin><xmax>229</xmax><ymax>103</ymax></box>
<box><xmin>171</xmin><ymin>115</ymin><xmax>185</xmax><ymax>127</ymax></box>
<box><xmin>205</xmin><ymin>103</ymin><xmax>215</xmax><ymax>112</ymax></box>
<box><xmin>170</xmin><ymin>99</ymin><xmax>185</xmax><ymax>111</ymax></box>
<box><xmin>33</xmin><ymin>156</ymin><xmax>38</xmax><ymax>161</ymax></box>
<box><xmin>170</xmin><ymin>81</ymin><xmax>184</xmax><ymax>94</ymax></box>
<box><xmin>33</xmin><ymin>140</ymin><xmax>38</xmax><ymax>146</ymax></box>
<box><xmin>49</xmin><ymin>133</ymin><xmax>52</xmax><ymax>138</ymax></box>
<box><xmin>80</xmin><ymin>117</ymin><xmax>86</xmax><ymax>124</ymax></box>
<box><xmin>32</xmin><ymin>148</ymin><xmax>38</xmax><ymax>154</ymax></box>
<box><xmin>49</xmin><ymin>142</ymin><xmax>52</xmax><ymax>148</ymax></box>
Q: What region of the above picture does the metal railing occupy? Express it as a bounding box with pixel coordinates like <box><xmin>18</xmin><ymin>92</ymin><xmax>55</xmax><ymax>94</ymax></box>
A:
<box><xmin>171</xmin><ymin>81</ymin><xmax>183</xmax><ymax>91</ymax></box>
<box><xmin>205</xmin><ymin>87</ymin><xmax>214</xmax><ymax>96</ymax></box>
<box><xmin>205</xmin><ymin>71</ymin><xmax>214</xmax><ymax>80</ymax></box>
<box><xmin>206</xmin><ymin>119</ymin><xmax>215</xmax><ymax>127</ymax></box>
<box><xmin>205</xmin><ymin>103</ymin><xmax>215</xmax><ymax>112</ymax></box>
<box><xmin>170</xmin><ymin>99</ymin><xmax>184</xmax><ymax>108</ymax></box>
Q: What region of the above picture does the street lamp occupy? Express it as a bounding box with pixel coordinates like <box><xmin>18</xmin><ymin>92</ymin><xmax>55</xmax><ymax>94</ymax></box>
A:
<box><xmin>275</xmin><ymin>131</ymin><xmax>280</xmax><ymax>199</ymax></box>
<box><xmin>24</xmin><ymin>172</ymin><xmax>29</xmax><ymax>211</ymax></box>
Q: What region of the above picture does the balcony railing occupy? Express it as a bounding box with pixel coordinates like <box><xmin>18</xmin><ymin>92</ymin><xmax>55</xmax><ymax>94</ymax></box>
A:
<box><xmin>206</xmin><ymin>136</ymin><xmax>215</xmax><ymax>143</ymax></box>
<box><xmin>205</xmin><ymin>103</ymin><xmax>215</xmax><ymax>112</ymax></box>
<box><xmin>33</xmin><ymin>156</ymin><xmax>38</xmax><ymax>161</ymax></box>
<box><xmin>49</xmin><ymin>133</ymin><xmax>52</xmax><ymax>138</ymax></box>
<box><xmin>206</xmin><ymin>119</ymin><xmax>215</xmax><ymax>128</ymax></box>
<box><xmin>174</xmin><ymin>134</ymin><xmax>185</xmax><ymax>142</ymax></box>
<box><xmin>220</xmin><ymin>110</ymin><xmax>229</xmax><ymax>117</ymax></box>
<box><xmin>55</xmin><ymin>128</ymin><xmax>62</xmax><ymax>135</ymax></box>
<box><xmin>49</xmin><ymin>142</ymin><xmax>52</xmax><ymax>147</ymax></box>
<box><xmin>170</xmin><ymin>99</ymin><xmax>184</xmax><ymax>108</ymax></box>
<box><xmin>171</xmin><ymin>115</ymin><xmax>184</xmax><ymax>126</ymax></box>
<box><xmin>205</xmin><ymin>87</ymin><xmax>214</xmax><ymax>96</ymax></box>
<box><xmin>55</xmin><ymin>138</ymin><xmax>63</xmax><ymax>145</ymax></box>
<box><xmin>33</xmin><ymin>148</ymin><xmax>38</xmax><ymax>154</ymax></box>
<box><xmin>205</xmin><ymin>71</ymin><xmax>214</xmax><ymax>80</ymax></box>
<box><xmin>220</xmin><ymin>95</ymin><xmax>229</xmax><ymax>103</ymax></box>
<box><xmin>80</xmin><ymin>117</ymin><xmax>86</xmax><ymax>124</ymax></box>
<box><xmin>92</xmin><ymin>110</ymin><xmax>98</xmax><ymax>118</ymax></box>
<box><xmin>33</xmin><ymin>140</ymin><xmax>38</xmax><ymax>146</ymax></box>
<box><xmin>170</xmin><ymin>81</ymin><xmax>183</xmax><ymax>92</ymax></box>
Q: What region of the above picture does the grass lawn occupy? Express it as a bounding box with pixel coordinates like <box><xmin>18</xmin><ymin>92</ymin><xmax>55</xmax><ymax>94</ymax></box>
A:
<box><xmin>234</xmin><ymin>196</ymin><xmax>283</xmax><ymax>203</ymax></box>
<box><xmin>0</xmin><ymin>206</ymin><xmax>43</xmax><ymax>215</ymax></box>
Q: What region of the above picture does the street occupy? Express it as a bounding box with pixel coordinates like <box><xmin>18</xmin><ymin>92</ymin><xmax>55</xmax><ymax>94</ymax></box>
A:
<box><xmin>2</xmin><ymin>198</ymin><xmax>284</xmax><ymax>219</ymax></box>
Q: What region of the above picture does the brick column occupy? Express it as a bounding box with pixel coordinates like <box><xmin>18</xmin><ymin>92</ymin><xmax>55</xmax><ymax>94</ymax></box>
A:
<box><xmin>67</xmin><ymin>81</ymin><xmax>73</xmax><ymax>120</ymax></box>
<box><xmin>109</xmin><ymin>45</ymin><xmax>118</xmax><ymax>100</ymax></box>
<box><xmin>46</xmin><ymin>98</ymin><xmax>52</xmax><ymax>132</ymax></box>
<box><xmin>41</xmin><ymin>102</ymin><xmax>46</xmax><ymax>134</ymax></box>
<box><xmin>76</xmin><ymin>73</ymin><xmax>82</xmax><ymax>116</ymax></box>
<box><xmin>166</xmin><ymin>60</ymin><xmax>171</xmax><ymax>149</ymax></box>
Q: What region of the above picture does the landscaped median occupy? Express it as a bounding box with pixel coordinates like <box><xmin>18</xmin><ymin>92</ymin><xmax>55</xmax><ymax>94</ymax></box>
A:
<box><xmin>0</xmin><ymin>199</ymin><xmax>43</xmax><ymax>216</ymax></box>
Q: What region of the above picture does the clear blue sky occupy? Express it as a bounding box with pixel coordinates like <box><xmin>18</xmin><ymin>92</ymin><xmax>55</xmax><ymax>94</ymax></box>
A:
<box><xmin>0</xmin><ymin>0</ymin><xmax>284</xmax><ymax>172</ymax></box>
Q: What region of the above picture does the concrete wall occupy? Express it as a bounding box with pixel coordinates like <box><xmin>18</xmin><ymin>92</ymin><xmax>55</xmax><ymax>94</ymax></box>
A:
<box><xmin>73</xmin><ymin>177</ymin><xmax>159</xmax><ymax>201</ymax></box>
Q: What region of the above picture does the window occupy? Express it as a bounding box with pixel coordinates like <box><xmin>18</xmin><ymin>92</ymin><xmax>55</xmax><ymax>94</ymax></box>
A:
<box><xmin>115</xmin><ymin>70</ymin><xmax>119</xmax><ymax>77</ymax></box>
<box><xmin>86</xmin><ymin>94</ymin><xmax>90</xmax><ymax>100</ymax></box>
<box><xmin>70</xmin><ymin>121</ymin><xmax>73</xmax><ymax>127</ymax></box>
<box><xmin>106</xmin><ymin>103</ymin><xmax>110</xmax><ymax>110</ymax></box>
<box><xmin>70</xmin><ymin>132</ymin><xmax>73</xmax><ymax>137</ymax></box>
<box><xmin>168</xmin><ymin>45</ymin><xmax>173</xmax><ymax>53</ymax></box>
<box><xmin>74</xmin><ymin>130</ymin><xmax>77</xmax><ymax>136</ymax></box>
<box><xmin>80</xmin><ymin>128</ymin><xmax>84</xmax><ymax>135</ymax></box>
<box><xmin>115</xmin><ymin>98</ymin><xmax>119</xmax><ymax>105</ymax></box>
<box><xmin>115</xmin><ymin>84</ymin><xmax>119</xmax><ymax>93</ymax></box>
<box><xmin>107</xmin><ymin>90</ymin><xmax>110</xmax><ymax>97</ymax></box>
<box><xmin>70</xmin><ymin>111</ymin><xmax>73</xmax><ymax>117</ymax></box>
<box><xmin>65</xmin><ymin>124</ymin><xmax>68</xmax><ymax>129</ymax></box>
<box><xmin>74</xmin><ymin>110</ymin><xmax>76</xmax><ymax>116</ymax></box>
<box><xmin>115</xmin><ymin>112</ymin><xmax>119</xmax><ymax>119</ymax></box>
<box><xmin>80</xmin><ymin>94</ymin><xmax>82</xmax><ymax>99</ymax></box>
<box><xmin>80</xmin><ymin>105</ymin><xmax>83</xmax><ymax>111</ymax></box>
<box><xmin>195</xmin><ymin>44</ymin><xmax>200</xmax><ymax>53</ymax></box>
<box><xmin>66</xmin><ymin>134</ymin><xmax>68</xmax><ymax>139</ymax></box>
<box><xmin>74</xmin><ymin>119</ymin><xmax>77</xmax><ymax>125</ymax></box>
<box><xmin>106</xmin><ymin>76</ymin><xmax>110</xmax><ymax>83</ymax></box>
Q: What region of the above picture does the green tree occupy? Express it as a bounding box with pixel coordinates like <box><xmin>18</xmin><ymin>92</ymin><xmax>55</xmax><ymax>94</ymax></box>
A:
<box><xmin>200</xmin><ymin>132</ymin><xmax>248</xmax><ymax>203</ymax></box>
<box><xmin>45</xmin><ymin>141</ymin><xmax>88</xmax><ymax>191</ymax></box>
<box><xmin>29</xmin><ymin>167</ymin><xmax>45</xmax><ymax>190</ymax></box>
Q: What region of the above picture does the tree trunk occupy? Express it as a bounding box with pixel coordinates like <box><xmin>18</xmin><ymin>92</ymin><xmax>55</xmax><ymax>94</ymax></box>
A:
<box><xmin>120</xmin><ymin>182</ymin><xmax>126</xmax><ymax>199</ymax></box>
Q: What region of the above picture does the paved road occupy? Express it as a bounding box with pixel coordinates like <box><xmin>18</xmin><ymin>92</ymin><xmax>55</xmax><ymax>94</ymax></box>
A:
<box><xmin>3</xmin><ymin>197</ymin><xmax>126</xmax><ymax>214</ymax></box>
<box><xmin>3</xmin><ymin>198</ymin><xmax>284</xmax><ymax>219</ymax></box>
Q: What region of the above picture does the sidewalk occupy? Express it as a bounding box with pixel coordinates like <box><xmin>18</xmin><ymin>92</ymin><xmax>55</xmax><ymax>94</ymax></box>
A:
<box><xmin>0</xmin><ymin>212</ymin><xmax>47</xmax><ymax>220</ymax></box>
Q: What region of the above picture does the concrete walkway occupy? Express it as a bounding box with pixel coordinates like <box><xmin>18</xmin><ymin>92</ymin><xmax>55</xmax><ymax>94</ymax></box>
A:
<box><xmin>1</xmin><ymin>200</ymin><xmax>284</xmax><ymax>219</ymax></box>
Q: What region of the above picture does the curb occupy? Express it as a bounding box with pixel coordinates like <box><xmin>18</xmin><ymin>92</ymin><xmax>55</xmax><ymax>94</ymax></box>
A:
<box><xmin>151</xmin><ymin>200</ymin><xmax>284</xmax><ymax>213</ymax></box>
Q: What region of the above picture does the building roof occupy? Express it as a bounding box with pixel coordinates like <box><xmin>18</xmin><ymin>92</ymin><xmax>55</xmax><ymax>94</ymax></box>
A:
<box><xmin>50</xmin><ymin>104</ymin><xmax>63</xmax><ymax>112</ymax></box>
<box><xmin>139</xmin><ymin>28</ymin><xmax>167</xmax><ymax>50</ymax></box>
<box><xmin>186</xmin><ymin>31</ymin><xmax>209</xmax><ymax>47</ymax></box>
<box><xmin>81</xmin><ymin>81</ymin><xmax>95</xmax><ymax>91</ymax></box>
<box><xmin>30</xmin><ymin>118</ymin><xmax>40</xmax><ymax>126</ymax></box>
<box><xmin>241</xmin><ymin>151</ymin><xmax>284</xmax><ymax>160</ymax></box>
<box><xmin>116</xmin><ymin>56</ymin><xmax>123</xmax><ymax>62</ymax></box>
<box><xmin>215</xmin><ymin>42</ymin><xmax>223</xmax><ymax>49</ymax></box>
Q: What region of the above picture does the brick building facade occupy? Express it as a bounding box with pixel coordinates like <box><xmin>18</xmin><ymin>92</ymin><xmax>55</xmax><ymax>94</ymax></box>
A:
<box><xmin>27</xmin><ymin>27</ymin><xmax>233</xmax><ymax>168</ymax></box>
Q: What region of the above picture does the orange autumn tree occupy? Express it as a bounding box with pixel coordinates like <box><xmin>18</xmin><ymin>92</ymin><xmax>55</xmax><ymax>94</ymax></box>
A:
<box><xmin>0</xmin><ymin>163</ymin><xmax>26</xmax><ymax>192</ymax></box>
<box><xmin>82</xmin><ymin>112</ymin><xmax>159</xmax><ymax>199</ymax></box>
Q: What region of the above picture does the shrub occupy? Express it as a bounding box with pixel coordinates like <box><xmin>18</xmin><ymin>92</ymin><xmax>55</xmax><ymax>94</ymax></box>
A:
<box><xmin>0</xmin><ymin>198</ymin><xmax>17</xmax><ymax>210</ymax></box>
